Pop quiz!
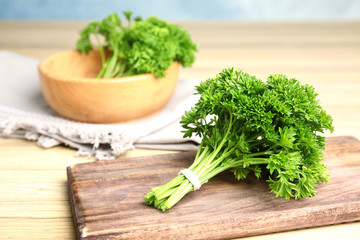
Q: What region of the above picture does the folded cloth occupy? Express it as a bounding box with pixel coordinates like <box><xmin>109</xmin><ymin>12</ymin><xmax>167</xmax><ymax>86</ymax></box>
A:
<box><xmin>0</xmin><ymin>51</ymin><xmax>201</xmax><ymax>160</ymax></box>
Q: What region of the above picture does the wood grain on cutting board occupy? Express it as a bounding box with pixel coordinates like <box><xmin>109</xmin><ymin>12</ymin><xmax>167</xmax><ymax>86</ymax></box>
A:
<box><xmin>67</xmin><ymin>136</ymin><xmax>360</xmax><ymax>239</ymax></box>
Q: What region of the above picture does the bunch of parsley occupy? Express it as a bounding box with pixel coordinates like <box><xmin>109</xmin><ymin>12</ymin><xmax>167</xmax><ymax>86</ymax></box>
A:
<box><xmin>145</xmin><ymin>68</ymin><xmax>334</xmax><ymax>211</ymax></box>
<box><xmin>76</xmin><ymin>12</ymin><xmax>197</xmax><ymax>78</ymax></box>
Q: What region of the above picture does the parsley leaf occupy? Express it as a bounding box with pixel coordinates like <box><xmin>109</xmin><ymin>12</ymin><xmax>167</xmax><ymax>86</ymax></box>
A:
<box><xmin>145</xmin><ymin>68</ymin><xmax>334</xmax><ymax>211</ymax></box>
<box><xmin>76</xmin><ymin>12</ymin><xmax>197</xmax><ymax>78</ymax></box>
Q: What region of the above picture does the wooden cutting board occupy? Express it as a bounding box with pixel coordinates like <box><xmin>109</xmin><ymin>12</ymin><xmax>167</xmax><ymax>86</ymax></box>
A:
<box><xmin>67</xmin><ymin>136</ymin><xmax>360</xmax><ymax>240</ymax></box>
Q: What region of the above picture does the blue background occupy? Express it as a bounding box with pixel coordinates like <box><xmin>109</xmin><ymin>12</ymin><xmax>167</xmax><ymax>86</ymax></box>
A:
<box><xmin>1</xmin><ymin>0</ymin><xmax>360</xmax><ymax>20</ymax></box>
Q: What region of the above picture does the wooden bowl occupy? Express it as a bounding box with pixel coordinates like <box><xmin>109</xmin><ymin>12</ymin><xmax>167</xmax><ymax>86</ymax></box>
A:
<box><xmin>38</xmin><ymin>49</ymin><xmax>179</xmax><ymax>123</ymax></box>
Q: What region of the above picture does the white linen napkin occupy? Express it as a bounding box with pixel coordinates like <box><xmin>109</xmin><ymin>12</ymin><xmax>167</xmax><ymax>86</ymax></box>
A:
<box><xmin>0</xmin><ymin>51</ymin><xmax>201</xmax><ymax>160</ymax></box>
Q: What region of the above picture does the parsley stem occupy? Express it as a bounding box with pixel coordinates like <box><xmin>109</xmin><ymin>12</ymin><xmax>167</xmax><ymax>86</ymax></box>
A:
<box><xmin>162</xmin><ymin>180</ymin><xmax>193</xmax><ymax>211</ymax></box>
<box><xmin>189</xmin><ymin>145</ymin><xmax>209</xmax><ymax>170</ymax></box>
<box><xmin>244</xmin><ymin>151</ymin><xmax>273</xmax><ymax>158</ymax></box>
<box><xmin>97</xmin><ymin>61</ymin><xmax>107</xmax><ymax>78</ymax></box>
<box><xmin>229</xmin><ymin>158</ymin><xmax>269</xmax><ymax>168</ymax></box>
<box><xmin>194</xmin><ymin>141</ymin><xmax>204</xmax><ymax>162</ymax></box>
<box><xmin>199</xmin><ymin>158</ymin><xmax>268</xmax><ymax>183</ymax></box>
<box><xmin>103</xmin><ymin>52</ymin><xmax>118</xmax><ymax>78</ymax></box>
<box><xmin>195</xmin><ymin>114</ymin><xmax>234</xmax><ymax>177</ymax></box>
<box><xmin>201</xmin><ymin>148</ymin><xmax>234</xmax><ymax>174</ymax></box>
<box><xmin>152</xmin><ymin>175</ymin><xmax>185</xmax><ymax>197</ymax></box>
<box><xmin>94</xmin><ymin>33</ymin><xmax>106</xmax><ymax>66</ymax></box>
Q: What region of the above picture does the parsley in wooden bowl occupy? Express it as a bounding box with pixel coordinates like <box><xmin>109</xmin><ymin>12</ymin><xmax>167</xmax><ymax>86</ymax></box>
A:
<box><xmin>38</xmin><ymin>12</ymin><xmax>197</xmax><ymax>123</ymax></box>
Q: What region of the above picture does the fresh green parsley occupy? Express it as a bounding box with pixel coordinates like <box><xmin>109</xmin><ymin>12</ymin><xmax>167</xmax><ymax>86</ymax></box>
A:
<box><xmin>145</xmin><ymin>68</ymin><xmax>334</xmax><ymax>211</ymax></box>
<box><xmin>76</xmin><ymin>12</ymin><xmax>197</xmax><ymax>78</ymax></box>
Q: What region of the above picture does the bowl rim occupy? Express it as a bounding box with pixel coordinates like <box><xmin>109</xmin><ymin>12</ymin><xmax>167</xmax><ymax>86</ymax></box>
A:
<box><xmin>38</xmin><ymin>49</ymin><xmax>179</xmax><ymax>83</ymax></box>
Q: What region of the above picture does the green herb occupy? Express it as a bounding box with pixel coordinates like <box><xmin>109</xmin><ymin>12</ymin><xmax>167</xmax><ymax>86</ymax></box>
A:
<box><xmin>145</xmin><ymin>68</ymin><xmax>334</xmax><ymax>211</ymax></box>
<box><xmin>76</xmin><ymin>12</ymin><xmax>197</xmax><ymax>78</ymax></box>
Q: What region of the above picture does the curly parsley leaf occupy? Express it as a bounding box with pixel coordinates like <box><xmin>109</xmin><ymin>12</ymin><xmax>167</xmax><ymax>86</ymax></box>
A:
<box><xmin>145</xmin><ymin>68</ymin><xmax>334</xmax><ymax>211</ymax></box>
<box><xmin>76</xmin><ymin>12</ymin><xmax>197</xmax><ymax>78</ymax></box>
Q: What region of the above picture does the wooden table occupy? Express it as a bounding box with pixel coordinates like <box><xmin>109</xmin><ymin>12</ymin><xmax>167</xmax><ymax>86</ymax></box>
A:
<box><xmin>1</xmin><ymin>20</ymin><xmax>360</xmax><ymax>239</ymax></box>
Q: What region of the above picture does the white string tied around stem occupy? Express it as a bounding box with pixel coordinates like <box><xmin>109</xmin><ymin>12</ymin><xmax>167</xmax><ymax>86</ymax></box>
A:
<box><xmin>179</xmin><ymin>168</ymin><xmax>205</xmax><ymax>191</ymax></box>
